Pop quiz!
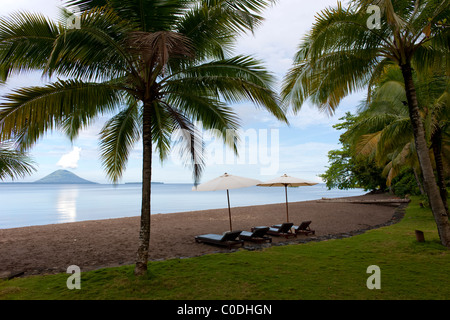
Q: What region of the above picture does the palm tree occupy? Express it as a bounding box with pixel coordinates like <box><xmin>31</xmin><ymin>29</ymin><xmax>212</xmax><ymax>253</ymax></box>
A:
<box><xmin>282</xmin><ymin>0</ymin><xmax>450</xmax><ymax>247</ymax></box>
<box><xmin>0</xmin><ymin>142</ymin><xmax>36</xmax><ymax>181</ymax></box>
<box><xmin>0</xmin><ymin>0</ymin><xmax>287</xmax><ymax>276</ymax></box>
<box><xmin>349</xmin><ymin>64</ymin><xmax>449</xmax><ymax>209</ymax></box>
<box><xmin>347</xmin><ymin>65</ymin><xmax>417</xmax><ymax>184</ymax></box>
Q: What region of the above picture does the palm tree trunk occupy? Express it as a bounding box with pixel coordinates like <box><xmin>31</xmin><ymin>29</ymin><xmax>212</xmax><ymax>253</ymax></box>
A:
<box><xmin>400</xmin><ymin>62</ymin><xmax>450</xmax><ymax>247</ymax></box>
<box><xmin>412</xmin><ymin>168</ymin><xmax>425</xmax><ymax>195</ymax></box>
<box><xmin>431</xmin><ymin>127</ymin><xmax>449</xmax><ymax>214</ymax></box>
<box><xmin>135</xmin><ymin>101</ymin><xmax>153</xmax><ymax>276</ymax></box>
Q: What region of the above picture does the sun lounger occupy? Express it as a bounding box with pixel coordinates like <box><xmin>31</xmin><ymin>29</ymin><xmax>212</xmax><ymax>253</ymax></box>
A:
<box><xmin>294</xmin><ymin>221</ymin><xmax>315</xmax><ymax>235</ymax></box>
<box><xmin>239</xmin><ymin>227</ymin><xmax>272</xmax><ymax>243</ymax></box>
<box><xmin>273</xmin><ymin>220</ymin><xmax>315</xmax><ymax>236</ymax></box>
<box><xmin>195</xmin><ymin>230</ymin><xmax>244</xmax><ymax>249</ymax></box>
<box><xmin>252</xmin><ymin>223</ymin><xmax>296</xmax><ymax>238</ymax></box>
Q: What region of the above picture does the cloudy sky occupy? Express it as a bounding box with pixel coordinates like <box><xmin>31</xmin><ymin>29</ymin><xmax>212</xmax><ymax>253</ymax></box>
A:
<box><xmin>0</xmin><ymin>0</ymin><xmax>364</xmax><ymax>184</ymax></box>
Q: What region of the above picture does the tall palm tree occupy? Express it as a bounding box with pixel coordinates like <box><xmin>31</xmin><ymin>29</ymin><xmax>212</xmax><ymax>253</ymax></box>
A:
<box><xmin>0</xmin><ymin>0</ymin><xmax>287</xmax><ymax>276</ymax></box>
<box><xmin>0</xmin><ymin>142</ymin><xmax>36</xmax><ymax>181</ymax></box>
<box><xmin>282</xmin><ymin>0</ymin><xmax>450</xmax><ymax>246</ymax></box>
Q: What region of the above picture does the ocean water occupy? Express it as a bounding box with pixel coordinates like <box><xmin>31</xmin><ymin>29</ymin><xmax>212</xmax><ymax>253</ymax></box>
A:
<box><xmin>0</xmin><ymin>183</ymin><xmax>366</xmax><ymax>229</ymax></box>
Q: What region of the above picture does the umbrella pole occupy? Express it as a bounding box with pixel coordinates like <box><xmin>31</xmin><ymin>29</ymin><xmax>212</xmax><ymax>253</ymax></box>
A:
<box><xmin>227</xmin><ymin>189</ymin><xmax>232</xmax><ymax>231</ymax></box>
<box><xmin>285</xmin><ymin>185</ymin><xmax>289</xmax><ymax>223</ymax></box>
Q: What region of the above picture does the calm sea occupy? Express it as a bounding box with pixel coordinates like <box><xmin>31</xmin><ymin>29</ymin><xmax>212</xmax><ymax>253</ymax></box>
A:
<box><xmin>0</xmin><ymin>183</ymin><xmax>366</xmax><ymax>229</ymax></box>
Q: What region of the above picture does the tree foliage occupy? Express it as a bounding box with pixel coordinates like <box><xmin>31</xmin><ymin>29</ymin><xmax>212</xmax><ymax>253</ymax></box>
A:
<box><xmin>320</xmin><ymin>113</ymin><xmax>387</xmax><ymax>192</ymax></box>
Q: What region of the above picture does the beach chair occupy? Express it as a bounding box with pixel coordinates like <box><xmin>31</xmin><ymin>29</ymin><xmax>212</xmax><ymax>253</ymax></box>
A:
<box><xmin>195</xmin><ymin>230</ymin><xmax>244</xmax><ymax>249</ymax></box>
<box><xmin>273</xmin><ymin>220</ymin><xmax>315</xmax><ymax>236</ymax></box>
<box><xmin>252</xmin><ymin>223</ymin><xmax>296</xmax><ymax>238</ymax></box>
<box><xmin>239</xmin><ymin>227</ymin><xmax>272</xmax><ymax>243</ymax></box>
<box><xmin>293</xmin><ymin>221</ymin><xmax>315</xmax><ymax>236</ymax></box>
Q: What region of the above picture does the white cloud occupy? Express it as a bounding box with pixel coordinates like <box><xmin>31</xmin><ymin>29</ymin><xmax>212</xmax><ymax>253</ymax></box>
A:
<box><xmin>57</xmin><ymin>147</ymin><xmax>82</xmax><ymax>169</ymax></box>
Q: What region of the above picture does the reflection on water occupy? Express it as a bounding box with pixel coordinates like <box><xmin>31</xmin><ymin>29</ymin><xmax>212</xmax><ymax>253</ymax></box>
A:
<box><xmin>56</xmin><ymin>187</ymin><xmax>79</xmax><ymax>223</ymax></box>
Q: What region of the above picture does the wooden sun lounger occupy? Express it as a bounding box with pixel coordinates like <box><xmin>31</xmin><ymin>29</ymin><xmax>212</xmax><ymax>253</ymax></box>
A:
<box><xmin>252</xmin><ymin>223</ymin><xmax>296</xmax><ymax>238</ymax></box>
<box><xmin>273</xmin><ymin>220</ymin><xmax>315</xmax><ymax>236</ymax></box>
<box><xmin>195</xmin><ymin>230</ymin><xmax>244</xmax><ymax>249</ymax></box>
<box><xmin>294</xmin><ymin>221</ymin><xmax>315</xmax><ymax>235</ymax></box>
<box><xmin>239</xmin><ymin>227</ymin><xmax>272</xmax><ymax>243</ymax></box>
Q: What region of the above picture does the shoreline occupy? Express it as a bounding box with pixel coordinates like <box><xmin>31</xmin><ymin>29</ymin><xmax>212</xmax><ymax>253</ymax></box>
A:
<box><xmin>0</xmin><ymin>193</ymin><xmax>405</xmax><ymax>278</ymax></box>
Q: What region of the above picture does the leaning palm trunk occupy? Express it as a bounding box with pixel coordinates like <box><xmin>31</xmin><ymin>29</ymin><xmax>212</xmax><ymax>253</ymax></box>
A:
<box><xmin>431</xmin><ymin>126</ymin><xmax>449</xmax><ymax>214</ymax></box>
<box><xmin>401</xmin><ymin>62</ymin><xmax>450</xmax><ymax>246</ymax></box>
<box><xmin>412</xmin><ymin>168</ymin><xmax>425</xmax><ymax>195</ymax></box>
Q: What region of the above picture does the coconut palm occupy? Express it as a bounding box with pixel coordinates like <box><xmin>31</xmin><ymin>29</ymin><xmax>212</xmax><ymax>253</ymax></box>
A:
<box><xmin>282</xmin><ymin>0</ymin><xmax>450</xmax><ymax>246</ymax></box>
<box><xmin>0</xmin><ymin>0</ymin><xmax>287</xmax><ymax>275</ymax></box>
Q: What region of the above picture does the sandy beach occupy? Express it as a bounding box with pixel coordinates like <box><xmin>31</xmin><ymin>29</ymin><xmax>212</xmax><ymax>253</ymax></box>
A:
<box><xmin>0</xmin><ymin>193</ymin><xmax>405</xmax><ymax>278</ymax></box>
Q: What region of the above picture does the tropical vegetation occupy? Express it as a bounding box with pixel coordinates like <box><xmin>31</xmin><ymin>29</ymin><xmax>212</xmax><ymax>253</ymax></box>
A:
<box><xmin>282</xmin><ymin>0</ymin><xmax>450</xmax><ymax>247</ymax></box>
<box><xmin>319</xmin><ymin>112</ymin><xmax>389</xmax><ymax>192</ymax></box>
<box><xmin>321</xmin><ymin>63</ymin><xmax>449</xmax><ymax>203</ymax></box>
<box><xmin>0</xmin><ymin>0</ymin><xmax>288</xmax><ymax>276</ymax></box>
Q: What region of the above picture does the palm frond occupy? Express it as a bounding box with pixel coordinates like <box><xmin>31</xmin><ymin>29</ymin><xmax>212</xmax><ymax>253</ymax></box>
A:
<box><xmin>356</xmin><ymin>131</ymin><xmax>381</xmax><ymax>158</ymax></box>
<box><xmin>0</xmin><ymin>142</ymin><xmax>36</xmax><ymax>181</ymax></box>
<box><xmin>167</xmin><ymin>55</ymin><xmax>287</xmax><ymax>122</ymax></box>
<box><xmin>99</xmin><ymin>101</ymin><xmax>141</xmax><ymax>183</ymax></box>
<box><xmin>161</xmin><ymin>102</ymin><xmax>205</xmax><ymax>185</ymax></box>
<box><xmin>0</xmin><ymin>11</ymin><xmax>62</xmax><ymax>80</ymax></box>
<box><xmin>45</xmin><ymin>7</ymin><xmax>136</xmax><ymax>82</ymax></box>
<box><xmin>64</xmin><ymin>0</ymin><xmax>108</xmax><ymax>11</ymax></box>
<box><xmin>376</xmin><ymin>117</ymin><xmax>413</xmax><ymax>161</ymax></box>
<box><xmin>383</xmin><ymin>141</ymin><xmax>416</xmax><ymax>186</ymax></box>
<box><xmin>346</xmin><ymin>112</ymin><xmax>398</xmax><ymax>143</ymax></box>
<box><xmin>67</xmin><ymin>0</ymin><xmax>192</xmax><ymax>31</ymax></box>
<box><xmin>282</xmin><ymin>34</ymin><xmax>384</xmax><ymax>114</ymax></box>
<box><xmin>165</xmin><ymin>92</ymin><xmax>240</xmax><ymax>153</ymax></box>
<box><xmin>0</xmin><ymin>79</ymin><xmax>124</xmax><ymax>150</ymax></box>
<box><xmin>175</xmin><ymin>2</ymin><xmax>234</xmax><ymax>61</ymax></box>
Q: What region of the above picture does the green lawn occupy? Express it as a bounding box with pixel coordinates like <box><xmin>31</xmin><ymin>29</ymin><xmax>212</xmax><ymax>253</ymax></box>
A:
<box><xmin>1</xmin><ymin>196</ymin><xmax>449</xmax><ymax>300</ymax></box>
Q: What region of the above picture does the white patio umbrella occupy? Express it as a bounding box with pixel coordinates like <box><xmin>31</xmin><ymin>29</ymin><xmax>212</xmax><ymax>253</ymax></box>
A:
<box><xmin>257</xmin><ymin>174</ymin><xmax>318</xmax><ymax>223</ymax></box>
<box><xmin>192</xmin><ymin>173</ymin><xmax>262</xmax><ymax>231</ymax></box>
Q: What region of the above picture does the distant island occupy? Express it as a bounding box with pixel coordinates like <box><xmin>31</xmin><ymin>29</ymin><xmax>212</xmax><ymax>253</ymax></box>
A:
<box><xmin>34</xmin><ymin>170</ymin><xmax>97</xmax><ymax>184</ymax></box>
<box><xmin>125</xmin><ymin>182</ymin><xmax>164</xmax><ymax>185</ymax></box>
